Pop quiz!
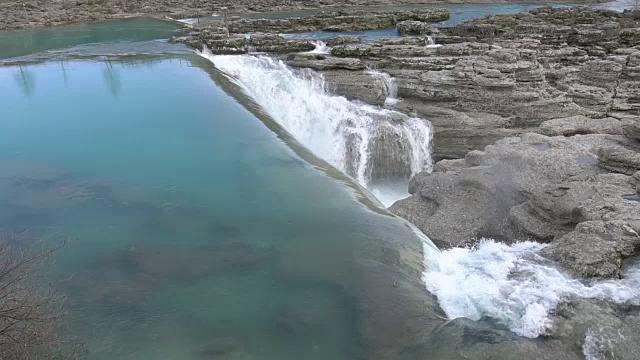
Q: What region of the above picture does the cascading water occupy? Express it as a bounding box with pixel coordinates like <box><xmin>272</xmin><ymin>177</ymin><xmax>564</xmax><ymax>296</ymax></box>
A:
<box><xmin>306</xmin><ymin>40</ymin><xmax>332</xmax><ymax>55</ymax></box>
<box><xmin>199</xmin><ymin>48</ymin><xmax>432</xmax><ymax>206</ymax></box>
<box><xmin>366</xmin><ymin>69</ymin><xmax>399</xmax><ymax>107</ymax></box>
<box><xmin>198</xmin><ymin>47</ymin><xmax>640</xmax><ymax>351</ymax></box>
<box><xmin>426</xmin><ymin>35</ymin><xmax>442</xmax><ymax>48</ymax></box>
<box><xmin>423</xmin><ymin>239</ymin><xmax>640</xmax><ymax>339</ymax></box>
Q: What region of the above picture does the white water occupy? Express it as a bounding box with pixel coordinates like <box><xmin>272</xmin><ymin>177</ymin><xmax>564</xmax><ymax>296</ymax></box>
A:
<box><xmin>199</xmin><ymin>49</ymin><xmax>432</xmax><ymax>206</ymax></box>
<box><xmin>426</xmin><ymin>35</ymin><xmax>442</xmax><ymax>48</ymax></box>
<box><xmin>366</xmin><ymin>69</ymin><xmax>399</xmax><ymax>107</ymax></box>
<box><xmin>424</xmin><ymin>239</ymin><xmax>640</xmax><ymax>338</ymax></box>
<box><xmin>306</xmin><ymin>40</ymin><xmax>332</xmax><ymax>54</ymax></box>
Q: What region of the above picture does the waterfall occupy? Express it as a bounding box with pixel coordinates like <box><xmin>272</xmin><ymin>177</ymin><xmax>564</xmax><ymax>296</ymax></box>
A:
<box><xmin>199</xmin><ymin>49</ymin><xmax>432</xmax><ymax>206</ymax></box>
<box><xmin>366</xmin><ymin>69</ymin><xmax>399</xmax><ymax>107</ymax></box>
<box><xmin>306</xmin><ymin>40</ymin><xmax>332</xmax><ymax>55</ymax></box>
<box><xmin>425</xmin><ymin>35</ymin><xmax>442</xmax><ymax>48</ymax></box>
<box><xmin>197</xmin><ymin>48</ymin><xmax>640</xmax><ymax>345</ymax></box>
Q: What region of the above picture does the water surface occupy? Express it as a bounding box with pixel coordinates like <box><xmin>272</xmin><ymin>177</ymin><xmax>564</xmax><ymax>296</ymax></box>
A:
<box><xmin>0</xmin><ymin>17</ymin><xmax>182</xmax><ymax>60</ymax></box>
<box><xmin>0</xmin><ymin>54</ymin><xmax>436</xmax><ymax>359</ymax></box>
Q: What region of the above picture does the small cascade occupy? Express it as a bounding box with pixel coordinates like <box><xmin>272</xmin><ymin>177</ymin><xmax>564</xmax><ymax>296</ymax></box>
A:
<box><xmin>243</xmin><ymin>34</ymin><xmax>257</xmax><ymax>53</ymax></box>
<box><xmin>366</xmin><ymin>69</ymin><xmax>399</xmax><ymax>107</ymax></box>
<box><xmin>423</xmin><ymin>239</ymin><xmax>640</xmax><ymax>339</ymax></box>
<box><xmin>425</xmin><ymin>35</ymin><xmax>442</xmax><ymax>48</ymax></box>
<box><xmin>306</xmin><ymin>40</ymin><xmax>332</xmax><ymax>54</ymax></box>
<box><xmin>199</xmin><ymin>49</ymin><xmax>432</xmax><ymax>206</ymax></box>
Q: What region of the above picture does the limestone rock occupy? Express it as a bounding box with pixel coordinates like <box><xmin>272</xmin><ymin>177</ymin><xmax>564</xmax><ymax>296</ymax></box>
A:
<box><xmin>597</xmin><ymin>145</ymin><xmax>640</xmax><ymax>175</ymax></box>
<box><xmin>544</xmin><ymin>220</ymin><xmax>640</xmax><ymax>278</ymax></box>
<box><xmin>540</xmin><ymin>116</ymin><xmax>624</xmax><ymax>136</ymax></box>
<box><xmin>286</xmin><ymin>53</ymin><xmax>365</xmax><ymax>71</ymax></box>
<box><xmin>397</xmin><ymin>20</ymin><xmax>438</xmax><ymax>35</ymax></box>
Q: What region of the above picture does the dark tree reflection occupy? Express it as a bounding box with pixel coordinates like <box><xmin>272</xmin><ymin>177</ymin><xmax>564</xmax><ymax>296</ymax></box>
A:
<box><xmin>14</xmin><ymin>66</ymin><xmax>36</xmax><ymax>97</ymax></box>
<box><xmin>103</xmin><ymin>60</ymin><xmax>121</xmax><ymax>97</ymax></box>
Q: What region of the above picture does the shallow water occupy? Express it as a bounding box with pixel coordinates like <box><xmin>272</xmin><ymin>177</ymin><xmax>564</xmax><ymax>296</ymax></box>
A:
<box><xmin>0</xmin><ymin>17</ymin><xmax>182</xmax><ymax>60</ymax></box>
<box><xmin>0</xmin><ymin>55</ymin><xmax>442</xmax><ymax>359</ymax></box>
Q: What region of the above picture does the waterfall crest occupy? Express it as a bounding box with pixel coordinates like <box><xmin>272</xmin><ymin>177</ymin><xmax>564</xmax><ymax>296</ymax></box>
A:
<box><xmin>200</xmin><ymin>50</ymin><xmax>433</xmax><ymax>206</ymax></box>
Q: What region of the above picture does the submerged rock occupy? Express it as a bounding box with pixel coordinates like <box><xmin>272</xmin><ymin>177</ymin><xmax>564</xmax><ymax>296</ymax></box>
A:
<box><xmin>548</xmin><ymin>297</ymin><xmax>640</xmax><ymax>360</ymax></box>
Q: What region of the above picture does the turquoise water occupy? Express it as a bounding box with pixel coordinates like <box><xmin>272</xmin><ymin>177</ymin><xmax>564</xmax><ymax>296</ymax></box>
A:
<box><xmin>0</xmin><ymin>55</ymin><xmax>434</xmax><ymax>359</ymax></box>
<box><xmin>0</xmin><ymin>17</ymin><xmax>182</xmax><ymax>60</ymax></box>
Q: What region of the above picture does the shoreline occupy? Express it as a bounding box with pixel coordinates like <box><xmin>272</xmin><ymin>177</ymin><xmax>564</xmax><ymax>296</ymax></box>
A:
<box><xmin>0</xmin><ymin>0</ymin><xmax>612</xmax><ymax>31</ymax></box>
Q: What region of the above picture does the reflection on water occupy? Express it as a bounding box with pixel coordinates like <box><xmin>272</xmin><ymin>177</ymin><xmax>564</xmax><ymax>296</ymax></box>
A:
<box><xmin>0</xmin><ymin>17</ymin><xmax>182</xmax><ymax>60</ymax></box>
<box><xmin>0</xmin><ymin>56</ymin><xmax>438</xmax><ymax>359</ymax></box>
<box><xmin>13</xmin><ymin>66</ymin><xmax>36</xmax><ymax>97</ymax></box>
<box><xmin>102</xmin><ymin>61</ymin><xmax>122</xmax><ymax>97</ymax></box>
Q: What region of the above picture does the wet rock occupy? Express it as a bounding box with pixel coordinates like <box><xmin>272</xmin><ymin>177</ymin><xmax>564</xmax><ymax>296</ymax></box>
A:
<box><xmin>407</xmin><ymin>317</ymin><xmax>581</xmax><ymax>360</ymax></box>
<box><xmin>171</xmin><ymin>27</ymin><xmax>247</xmax><ymax>54</ymax></box>
<box><xmin>129</xmin><ymin>240</ymin><xmax>265</xmax><ymax>281</ymax></box>
<box><xmin>544</xmin><ymin>220</ymin><xmax>640</xmax><ymax>278</ymax></box>
<box><xmin>320</xmin><ymin>69</ymin><xmax>388</xmax><ymax>105</ymax></box>
<box><xmin>548</xmin><ymin>297</ymin><xmax>640</xmax><ymax>359</ymax></box>
<box><xmin>0</xmin><ymin>159</ymin><xmax>65</xmax><ymax>184</ymax></box>
<box><xmin>195</xmin><ymin>337</ymin><xmax>241</xmax><ymax>358</ymax></box>
<box><xmin>273</xmin><ymin>307</ymin><xmax>319</xmax><ymax>335</ymax></box>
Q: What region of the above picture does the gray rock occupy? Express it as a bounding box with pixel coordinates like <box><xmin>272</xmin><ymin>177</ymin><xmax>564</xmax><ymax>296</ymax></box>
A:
<box><xmin>396</xmin><ymin>20</ymin><xmax>438</xmax><ymax>35</ymax></box>
<box><xmin>286</xmin><ymin>53</ymin><xmax>365</xmax><ymax>71</ymax></box>
<box><xmin>392</xmin><ymin>133</ymin><xmax>640</xmax><ymax>278</ymax></box>
<box><xmin>598</xmin><ymin>145</ymin><xmax>640</xmax><ymax>175</ymax></box>
<box><xmin>249</xmin><ymin>33</ymin><xmax>316</xmax><ymax>53</ymax></box>
<box><xmin>548</xmin><ymin>297</ymin><xmax>640</xmax><ymax>360</ymax></box>
<box><xmin>623</xmin><ymin>119</ymin><xmax>640</xmax><ymax>142</ymax></box>
<box><xmin>544</xmin><ymin>220</ymin><xmax>640</xmax><ymax>278</ymax></box>
<box><xmin>321</xmin><ymin>70</ymin><xmax>388</xmax><ymax>106</ymax></box>
<box><xmin>540</xmin><ymin>116</ymin><xmax>624</xmax><ymax>136</ymax></box>
<box><xmin>633</xmin><ymin>171</ymin><xmax>640</xmax><ymax>194</ymax></box>
<box><xmin>409</xmin><ymin>317</ymin><xmax>582</xmax><ymax>360</ymax></box>
<box><xmin>325</xmin><ymin>35</ymin><xmax>361</xmax><ymax>46</ymax></box>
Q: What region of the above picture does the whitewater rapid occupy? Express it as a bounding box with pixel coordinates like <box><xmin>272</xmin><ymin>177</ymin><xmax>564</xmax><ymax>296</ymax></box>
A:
<box><xmin>199</xmin><ymin>49</ymin><xmax>432</xmax><ymax>206</ymax></box>
<box><xmin>424</xmin><ymin>239</ymin><xmax>640</xmax><ymax>338</ymax></box>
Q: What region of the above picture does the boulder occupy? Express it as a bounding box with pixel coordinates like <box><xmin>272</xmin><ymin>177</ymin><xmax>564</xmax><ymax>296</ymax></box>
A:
<box><xmin>544</xmin><ymin>220</ymin><xmax>640</xmax><ymax>278</ymax></box>
<box><xmin>548</xmin><ymin>297</ymin><xmax>640</xmax><ymax>359</ymax></box>
<box><xmin>597</xmin><ymin>145</ymin><xmax>640</xmax><ymax>175</ymax></box>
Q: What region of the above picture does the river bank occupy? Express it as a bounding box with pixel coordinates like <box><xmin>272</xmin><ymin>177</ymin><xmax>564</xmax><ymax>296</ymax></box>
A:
<box><xmin>0</xmin><ymin>0</ymin><xmax>612</xmax><ymax>31</ymax></box>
